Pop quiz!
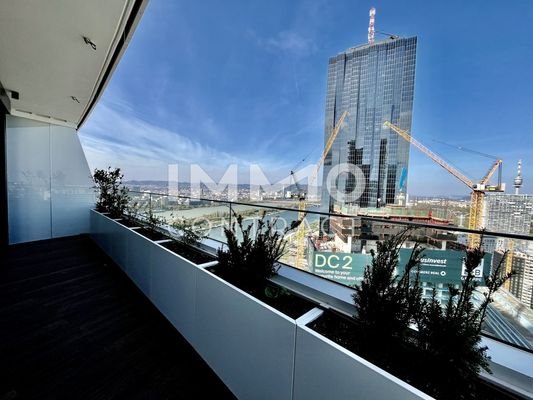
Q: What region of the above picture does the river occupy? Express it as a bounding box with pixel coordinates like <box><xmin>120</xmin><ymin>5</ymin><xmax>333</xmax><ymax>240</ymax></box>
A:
<box><xmin>154</xmin><ymin>203</ymin><xmax>319</xmax><ymax>242</ymax></box>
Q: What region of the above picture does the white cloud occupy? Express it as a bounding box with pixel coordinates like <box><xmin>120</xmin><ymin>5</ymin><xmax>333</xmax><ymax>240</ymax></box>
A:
<box><xmin>78</xmin><ymin>100</ymin><xmax>294</xmax><ymax>182</ymax></box>
<box><xmin>256</xmin><ymin>30</ymin><xmax>317</xmax><ymax>55</ymax></box>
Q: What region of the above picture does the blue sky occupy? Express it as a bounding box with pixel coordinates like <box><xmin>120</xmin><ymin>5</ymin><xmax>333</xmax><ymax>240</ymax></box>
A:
<box><xmin>79</xmin><ymin>0</ymin><xmax>533</xmax><ymax>196</ymax></box>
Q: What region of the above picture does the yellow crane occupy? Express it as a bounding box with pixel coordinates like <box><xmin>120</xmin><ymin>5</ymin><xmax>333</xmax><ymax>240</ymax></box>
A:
<box><xmin>383</xmin><ymin>121</ymin><xmax>504</xmax><ymax>247</ymax></box>
<box><xmin>291</xmin><ymin>110</ymin><xmax>349</xmax><ymax>268</ymax></box>
<box><xmin>505</xmin><ymin>240</ymin><xmax>514</xmax><ymax>290</ymax></box>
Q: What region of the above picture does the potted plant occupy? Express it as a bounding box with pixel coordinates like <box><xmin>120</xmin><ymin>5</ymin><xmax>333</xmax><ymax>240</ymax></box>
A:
<box><xmin>115</xmin><ymin>201</ymin><xmax>141</xmax><ymax>228</ymax></box>
<box><xmin>92</xmin><ymin>167</ymin><xmax>129</xmax><ymax>218</ymax></box>
<box><xmin>193</xmin><ymin>211</ymin><xmax>317</xmax><ymax>400</ymax></box>
<box><xmin>209</xmin><ymin>212</ymin><xmax>315</xmax><ymax>318</ymax></box>
<box><xmin>352</xmin><ymin>228</ymin><xmax>425</xmax><ymax>371</ymax></box>
<box><xmin>308</xmin><ymin>229</ymin><xmax>514</xmax><ymax>400</ymax></box>
<box><xmin>412</xmin><ymin>243</ymin><xmax>514</xmax><ymax>399</ymax></box>
<box><xmin>159</xmin><ymin>216</ymin><xmax>216</xmax><ymax>265</ymax></box>
<box><xmin>91</xmin><ymin>167</ymin><xmax>133</xmax><ymax>258</ymax></box>
<box><xmin>134</xmin><ymin>206</ymin><xmax>169</xmax><ymax>241</ymax></box>
<box><xmin>308</xmin><ymin>228</ymin><xmax>426</xmax><ymax>388</ymax></box>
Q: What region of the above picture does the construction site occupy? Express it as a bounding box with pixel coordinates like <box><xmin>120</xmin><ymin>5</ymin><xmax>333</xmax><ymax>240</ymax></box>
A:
<box><xmin>277</xmin><ymin>7</ymin><xmax>533</xmax><ymax>348</ymax></box>
<box><xmin>288</xmin><ymin>114</ymin><xmax>516</xmax><ymax>265</ymax></box>
<box><xmin>279</xmin><ymin>116</ymin><xmax>533</xmax><ymax>348</ymax></box>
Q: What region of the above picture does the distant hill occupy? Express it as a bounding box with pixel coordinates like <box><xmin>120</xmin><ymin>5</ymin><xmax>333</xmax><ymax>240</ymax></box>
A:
<box><xmin>410</xmin><ymin>194</ymin><xmax>470</xmax><ymax>201</ymax></box>
<box><xmin>125</xmin><ymin>181</ymin><xmax>254</xmax><ymax>189</ymax></box>
<box><xmin>124</xmin><ymin>181</ymin><xmax>314</xmax><ymax>191</ymax></box>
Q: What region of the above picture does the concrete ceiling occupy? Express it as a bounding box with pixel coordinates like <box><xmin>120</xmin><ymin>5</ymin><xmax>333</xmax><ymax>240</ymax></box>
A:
<box><xmin>0</xmin><ymin>0</ymin><xmax>147</xmax><ymax>129</ymax></box>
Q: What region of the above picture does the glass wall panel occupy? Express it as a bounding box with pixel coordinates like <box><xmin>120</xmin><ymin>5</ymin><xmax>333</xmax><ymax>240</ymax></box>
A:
<box><xmin>6</xmin><ymin>115</ymin><xmax>93</xmax><ymax>243</ymax></box>
<box><xmin>6</xmin><ymin>116</ymin><xmax>51</xmax><ymax>243</ymax></box>
<box><xmin>50</xmin><ymin>124</ymin><xmax>94</xmax><ymax>237</ymax></box>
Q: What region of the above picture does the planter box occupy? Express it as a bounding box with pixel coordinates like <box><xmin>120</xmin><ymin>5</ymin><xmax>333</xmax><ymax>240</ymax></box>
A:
<box><xmin>151</xmin><ymin>242</ymin><xmax>216</xmax><ymax>343</ymax></box>
<box><xmin>89</xmin><ymin>211</ymin><xmax>133</xmax><ymax>269</ymax></box>
<box><xmin>90</xmin><ymin>210</ymin><xmax>216</xmax><ymax>342</ymax></box>
<box><xmin>293</xmin><ymin>309</ymin><xmax>433</xmax><ymax>400</ymax></box>
<box><xmin>125</xmin><ymin>229</ymin><xmax>157</xmax><ymax>296</ymax></box>
<box><xmin>91</xmin><ymin>210</ymin><xmax>304</xmax><ymax>399</ymax></box>
<box><xmin>90</xmin><ymin>210</ymin><xmax>435</xmax><ymax>400</ymax></box>
<box><xmin>195</xmin><ymin>266</ymin><xmax>301</xmax><ymax>400</ymax></box>
<box><xmin>89</xmin><ymin>210</ymin><xmax>113</xmax><ymax>255</ymax></box>
<box><xmin>90</xmin><ymin>211</ymin><xmax>152</xmax><ymax>294</ymax></box>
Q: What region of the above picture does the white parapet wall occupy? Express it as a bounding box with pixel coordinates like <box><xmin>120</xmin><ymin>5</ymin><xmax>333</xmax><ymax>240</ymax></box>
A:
<box><xmin>195</xmin><ymin>266</ymin><xmax>298</xmax><ymax>400</ymax></box>
<box><xmin>293</xmin><ymin>309</ymin><xmax>434</xmax><ymax>400</ymax></box>
<box><xmin>90</xmin><ymin>210</ymin><xmax>436</xmax><ymax>400</ymax></box>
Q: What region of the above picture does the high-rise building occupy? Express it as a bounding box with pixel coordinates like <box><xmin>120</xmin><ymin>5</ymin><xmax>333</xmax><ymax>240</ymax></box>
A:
<box><xmin>494</xmin><ymin>248</ymin><xmax>533</xmax><ymax>309</ymax></box>
<box><xmin>321</xmin><ymin>36</ymin><xmax>417</xmax><ymax>213</ymax></box>
<box><xmin>481</xmin><ymin>193</ymin><xmax>533</xmax><ymax>254</ymax></box>
<box><xmin>483</xmin><ymin>193</ymin><xmax>533</xmax><ymax>235</ymax></box>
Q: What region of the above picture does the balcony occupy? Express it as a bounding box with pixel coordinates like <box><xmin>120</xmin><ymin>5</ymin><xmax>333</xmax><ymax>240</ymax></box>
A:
<box><xmin>86</xmin><ymin>192</ymin><xmax>533</xmax><ymax>399</ymax></box>
<box><xmin>2</xmin><ymin>234</ymin><xmax>235</xmax><ymax>399</ymax></box>
<box><xmin>1</xmin><ymin>1</ymin><xmax>532</xmax><ymax>399</ymax></box>
<box><xmin>3</xmin><ymin>201</ymin><xmax>532</xmax><ymax>398</ymax></box>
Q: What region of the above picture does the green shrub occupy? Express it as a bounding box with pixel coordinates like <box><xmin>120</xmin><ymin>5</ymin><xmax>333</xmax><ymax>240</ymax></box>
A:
<box><xmin>143</xmin><ymin>207</ymin><xmax>166</xmax><ymax>234</ymax></box>
<box><xmin>353</xmin><ymin>229</ymin><xmax>514</xmax><ymax>399</ymax></box>
<box><xmin>171</xmin><ymin>216</ymin><xmax>205</xmax><ymax>246</ymax></box>
<box><xmin>353</xmin><ymin>228</ymin><xmax>424</xmax><ymax>366</ymax></box>
<box><xmin>217</xmin><ymin>212</ymin><xmax>299</xmax><ymax>289</ymax></box>
<box><xmin>415</xmin><ymin>244</ymin><xmax>514</xmax><ymax>400</ymax></box>
<box><xmin>92</xmin><ymin>167</ymin><xmax>129</xmax><ymax>217</ymax></box>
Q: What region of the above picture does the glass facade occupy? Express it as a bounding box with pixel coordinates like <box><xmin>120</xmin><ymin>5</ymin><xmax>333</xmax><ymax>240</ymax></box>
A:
<box><xmin>6</xmin><ymin>115</ymin><xmax>94</xmax><ymax>244</ymax></box>
<box><xmin>321</xmin><ymin>37</ymin><xmax>417</xmax><ymax>212</ymax></box>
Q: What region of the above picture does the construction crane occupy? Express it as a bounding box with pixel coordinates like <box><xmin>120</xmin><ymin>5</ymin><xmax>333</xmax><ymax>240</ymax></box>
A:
<box><xmin>383</xmin><ymin>121</ymin><xmax>504</xmax><ymax>247</ymax></box>
<box><xmin>376</xmin><ymin>30</ymin><xmax>399</xmax><ymax>40</ymax></box>
<box><xmin>290</xmin><ymin>110</ymin><xmax>349</xmax><ymax>268</ymax></box>
<box><xmin>505</xmin><ymin>240</ymin><xmax>514</xmax><ymax>290</ymax></box>
<box><xmin>367</xmin><ymin>8</ymin><xmax>398</xmax><ymax>44</ymax></box>
<box><xmin>289</xmin><ymin>171</ymin><xmax>306</xmax><ymax>269</ymax></box>
<box><xmin>431</xmin><ymin>139</ymin><xmax>503</xmax><ymax>189</ymax></box>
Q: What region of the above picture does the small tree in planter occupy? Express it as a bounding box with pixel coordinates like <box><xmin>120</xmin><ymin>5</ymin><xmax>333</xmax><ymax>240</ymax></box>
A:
<box><xmin>309</xmin><ymin>228</ymin><xmax>517</xmax><ymax>399</ymax></box>
<box><xmin>144</xmin><ymin>208</ymin><xmax>166</xmax><ymax>234</ymax></box>
<box><xmin>216</xmin><ymin>212</ymin><xmax>296</xmax><ymax>288</ymax></box>
<box><xmin>414</xmin><ymin>245</ymin><xmax>514</xmax><ymax>400</ymax></box>
<box><xmin>134</xmin><ymin>206</ymin><xmax>169</xmax><ymax>241</ymax></box>
<box><xmin>213</xmin><ymin>212</ymin><xmax>311</xmax><ymax>318</ymax></box>
<box><xmin>120</xmin><ymin>201</ymin><xmax>141</xmax><ymax>227</ymax></box>
<box><xmin>171</xmin><ymin>217</ymin><xmax>206</xmax><ymax>247</ymax></box>
<box><xmin>92</xmin><ymin>167</ymin><xmax>129</xmax><ymax>218</ymax></box>
<box><xmin>160</xmin><ymin>216</ymin><xmax>215</xmax><ymax>265</ymax></box>
<box><xmin>353</xmin><ymin>228</ymin><xmax>425</xmax><ymax>371</ymax></box>
<box><xmin>353</xmin><ymin>230</ymin><xmax>515</xmax><ymax>399</ymax></box>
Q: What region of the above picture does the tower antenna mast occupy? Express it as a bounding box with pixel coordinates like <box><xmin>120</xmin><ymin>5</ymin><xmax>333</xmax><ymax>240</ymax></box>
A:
<box><xmin>368</xmin><ymin>7</ymin><xmax>376</xmax><ymax>44</ymax></box>
<box><xmin>514</xmin><ymin>159</ymin><xmax>523</xmax><ymax>195</ymax></box>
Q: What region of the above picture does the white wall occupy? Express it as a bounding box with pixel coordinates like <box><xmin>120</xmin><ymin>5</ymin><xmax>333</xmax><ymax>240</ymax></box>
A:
<box><xmin>6</xmin><ymin>115</ymin><xmax>94</xmax><ymax>244</ymax></box>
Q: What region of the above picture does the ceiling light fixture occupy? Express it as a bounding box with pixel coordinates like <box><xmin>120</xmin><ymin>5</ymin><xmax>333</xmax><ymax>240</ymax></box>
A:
<box><xmin>83</xmin><ymin>36</ymin><xmax>96</xmax><ymax>50</ymax></box>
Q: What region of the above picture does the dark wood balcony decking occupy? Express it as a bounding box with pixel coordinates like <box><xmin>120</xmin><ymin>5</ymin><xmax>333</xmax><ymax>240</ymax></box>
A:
<box><xmin>1</xmin><ymin>235</ymin><xmax>236</xmax><ymax>400</ymax></box>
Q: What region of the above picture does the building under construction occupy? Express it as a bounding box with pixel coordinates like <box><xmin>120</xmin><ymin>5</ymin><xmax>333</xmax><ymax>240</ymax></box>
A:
<box><xmin>328</xmin><ymin>207</ymin><xmax>456</xmax><ymax>254</ymax></box>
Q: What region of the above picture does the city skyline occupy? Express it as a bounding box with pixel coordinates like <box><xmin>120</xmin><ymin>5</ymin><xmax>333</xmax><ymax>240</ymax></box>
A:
<box><xmin>79</xmin><ymin>0</ymin><xmax>533</xmax><ymax>197</ymax></box>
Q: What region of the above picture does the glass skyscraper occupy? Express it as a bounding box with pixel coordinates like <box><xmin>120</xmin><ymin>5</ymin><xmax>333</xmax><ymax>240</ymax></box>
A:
<box><xmin>321</xmin><ymin>37</ymin><xmax>417</xmax><ymax>212</ymax></box>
